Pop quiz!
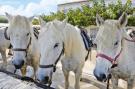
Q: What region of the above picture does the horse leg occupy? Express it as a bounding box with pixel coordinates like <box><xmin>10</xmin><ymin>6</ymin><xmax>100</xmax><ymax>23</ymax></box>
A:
<box><xmin>1</xmin><ymin>50</ymin><xmax>7</xmax><ymax>69</ymax></box>
<box><xmin>31</xmin><ymin>57</ymin><xmax>39</xmax><ymax>79</ymax></box>
<box><xmin>127</xmin><ymin>78</ymin><xmax>134</xmax><ymax>89</ymax></box>
<box><xmin>74</xmin><ymin>69</ymin><xmax>82</xmax><ymax>89</ymax></box>
<box><xmin>8</xmin><ymin>49</ymin><xmax>12</xmax><ymax>56</ymax></box>
<box><xmin>111</xmin><ymin>75</ymin><xmax>118</xmax><ymax>89</ymax></box>
<box><xmin>62</xmin><ymin>67</ymin><xmax>69</xmax><ymax>89</ymax></box>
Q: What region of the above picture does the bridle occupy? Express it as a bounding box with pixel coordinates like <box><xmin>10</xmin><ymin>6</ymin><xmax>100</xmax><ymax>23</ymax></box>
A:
<box><xmin>96</xmin><ymin>37</ymin><xmax>135</xmax><ymax>65</ymax></box>
<box><xmin>12</xmin><ymin>37</ymin><xmax>32</xmax><ymax>57</ymax></box>
<box><xmin>4</xmin><ymin>27</ymin><xmax>32</xmax><ymax>57</ymax></box>
<box><xmin>96</xmin><ymin>37</ymin><xmax>135</xmax><ymax>89</ymax></box>
<box><xmin>4</xmin><ymin>27</ymin><xmax>10</xmax><ymax>40</ymax></box>
<box><xmin>96</xmin><ymin>47</ymin><xmax>122</xmax><ymax>65</ymax></box>
<box><xmin>39</xmin><ymin>43</ymin><xmax>64</xmax><ymax>72</ymax></box>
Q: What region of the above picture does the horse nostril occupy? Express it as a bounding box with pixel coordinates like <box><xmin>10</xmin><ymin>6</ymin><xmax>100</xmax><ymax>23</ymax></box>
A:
<box><xmin>21</xmin><ymin>60</ymin><xmax>24</xmax><ymax>66</ymax></box>
<box><xmin>44</xmin><ymin>76</ymin><xmax>49</xmax><ymax>81</ymax></box>
<box><xmin>14</xmin><ymin>60</ymin><xmax>24</xmax><ymax>69</ymax></box>
<box><xmin>100</xmin><ymin>73</ymin><xmax>106</xmax><ymax>80</ymax></box>
<box><xmin>94</xmin><ymin>70</ymin><xmax>106</xmax><ymax>82</ymax></box>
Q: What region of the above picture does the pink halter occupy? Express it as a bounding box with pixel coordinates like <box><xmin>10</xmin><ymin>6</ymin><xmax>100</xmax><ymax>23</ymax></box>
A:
<box><xmin>96</xmin><ymin>37</ymin><xmax>135</xmax><ymax>64</ymax></box>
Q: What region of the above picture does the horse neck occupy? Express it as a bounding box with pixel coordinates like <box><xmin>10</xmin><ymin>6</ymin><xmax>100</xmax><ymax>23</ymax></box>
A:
<box><xmin>119</xmin><ymin>35</ymin><xmax>135</xmax><ymax>63</ymax></box>
<box><xmin>63</xmin><ymin>28</ymin><xmax>86</xmax><ymax>58</ymax></box>
<box><xmin>28</xmin><ymin>29</ymin><xmax>38</xmax><ymax>54</ymax></box>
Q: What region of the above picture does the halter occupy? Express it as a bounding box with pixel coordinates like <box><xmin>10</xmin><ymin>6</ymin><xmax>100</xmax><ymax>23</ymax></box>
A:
<box><xmin>96</xmin><ymin>37</ymin><xmax>135</xmax><ymax>89</ymax></box>
<box><xmin>12</xmin><ymin>36</ymin><xmax>32</xmax><ymax>57</ymax></box>
<box><xmin>4</xmin><ymin>27</ymin><xmax>10</xmax><ymax>40</ymax></box>
<box><xmin>39</xmin><ymin>43</ymin><xmax>64</xmax><ymax>72</ymax></box>
<box><xmin>4</xmin><ymin>27</ymin><xmax>32</xmax><ymax>55</ymax></box>
<box><xmin>96</xmin><ymin>37</ymin><xmax>135</xmax><ymax>65</ymax></box>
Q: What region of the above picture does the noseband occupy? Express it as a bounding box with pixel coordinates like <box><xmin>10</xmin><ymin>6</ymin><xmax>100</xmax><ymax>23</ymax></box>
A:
<box><xmin>12</xmin><ymin>37</ymin><xmax>32</xmax><ymax>57</ymax></box>
<box><xmin>96</xmin><ymin>37</ymin><xmax>135</xmax><ymax>65</ymax></box>
<box><xmin>39</xmin><ymin>43</ymin><xmax>64</xmax><ymax>72</ymax></box>
<box><xmin>4</xmin><ymin>27</ymin><xmax>31</xmax><ymax>55</ymax></box>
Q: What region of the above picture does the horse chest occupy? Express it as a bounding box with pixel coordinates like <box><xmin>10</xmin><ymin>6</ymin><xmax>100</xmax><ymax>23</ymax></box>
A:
<box><xmin>61</xmin><ymin>57</ymin><xmax>80</xmax><ymax>71</ymax></box>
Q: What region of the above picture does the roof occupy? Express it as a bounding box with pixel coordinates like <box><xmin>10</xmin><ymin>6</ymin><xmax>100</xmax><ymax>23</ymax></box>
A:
<box><xmin>58</xmin><ymin>0</ymin><xmax>89</xmax><ymax>6</ymax></box>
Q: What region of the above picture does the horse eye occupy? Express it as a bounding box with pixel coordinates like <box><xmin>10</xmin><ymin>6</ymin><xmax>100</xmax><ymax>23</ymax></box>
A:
<box><xmin>26</xmin><ymin>33</ymin><xmax>30</xmax><ymax>36</ymax></box>
<box><xmin>54</xmin><ymin>43</ymin><xmax>59</xmax><ymax>48</ymax></box>
<box><xmin>114</xmin><ymin>41</ymin><xmax>118</xmax><ymax>46</ymax></box>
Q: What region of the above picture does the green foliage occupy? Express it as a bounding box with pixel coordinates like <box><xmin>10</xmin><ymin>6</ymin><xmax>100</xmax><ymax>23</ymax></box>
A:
<box><xmin>128</xmin><ymin>15</ymin><xmax>135</xmax><ymax>26</ymax></box>
<box><xmin>0</xmin><ymin>16</ymin><xmax>8</xmax><ymax>23</ymax></box>
<box><xmin>33</xmin><ymin>0</ymin><xmax>135</xmax><ymax>26</ymax></box>
<box><xmin>32</xmin><ymin>18</ymin><xmax>39</xmax><ymax>25</ymax></box>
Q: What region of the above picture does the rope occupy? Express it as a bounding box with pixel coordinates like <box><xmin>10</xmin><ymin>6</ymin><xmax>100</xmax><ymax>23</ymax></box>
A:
<box><xmin>106</xmin><ymin>74</ymin><xmax>112</xmax><ymax>89</ymax></box>
<box><xmin>0</xmin><ymin>69</ymin><xmax>55</xmax><ymax>89</ymax></box>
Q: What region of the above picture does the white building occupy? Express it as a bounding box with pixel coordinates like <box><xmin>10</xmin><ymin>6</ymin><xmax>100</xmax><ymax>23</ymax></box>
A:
<box><xmin>57</xmin><ymin>0</ymin><xmax>92</xmax><ymax>13</ymax></box>
<box><xmin>58</xmin><ymin>0</ymin><xmax>135</xmax><ymax>13</ymax></box>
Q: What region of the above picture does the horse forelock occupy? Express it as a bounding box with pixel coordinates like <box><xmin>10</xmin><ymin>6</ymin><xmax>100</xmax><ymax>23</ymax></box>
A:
<box><xmin>9</xmin><ymin>15</ymin><xmax>31</xmax><ymax>32</ymax></box>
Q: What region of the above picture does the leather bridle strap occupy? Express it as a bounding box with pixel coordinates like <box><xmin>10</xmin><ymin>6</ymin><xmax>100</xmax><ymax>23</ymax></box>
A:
<box><xmin>12</xmin><ymin>37</ymin><xmax>32</xmax><ymax>57</ymax></box>
<box><xmin>96</xmin><ymin>48</ymin><xmax>122</xmax><ymax>64</ymax></box>
<box><xmin>96</xmin><ymin>37</ymin><xmax>135</xmax><ymax>64</ymax></box>
<box><xmin>4</xmin><ymin>27</ymin><xmax>10</xmax><ymax>40</ymax></box>
<box><xmin>39</xmin><ymin>43</ymin><xmax>64</xmax><ymax>72</ymax></box>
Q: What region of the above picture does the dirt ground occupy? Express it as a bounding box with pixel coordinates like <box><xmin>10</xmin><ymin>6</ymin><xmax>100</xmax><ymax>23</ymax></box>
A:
<box><xmin>0</xmin><ymin>49</ymin><xmax>130</xmax><ymax>89</ymax></box>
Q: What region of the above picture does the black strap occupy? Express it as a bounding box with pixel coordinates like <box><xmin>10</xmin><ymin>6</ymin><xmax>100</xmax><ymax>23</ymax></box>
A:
<box><xmin>12</xmin><ymin>37</ymin><xmax>31</xmax><ymax>57</ymax></box>
<box><xmin>33</xmin><ymin>29</ymin><xmax>39</xmax><ymax>39</ymax></box>
<box><xmin>85</xmin><ymin>49</ymin><xmax>90</xmax><ymax>61</ymax></box>
<box><xmin>0</xmin><ymin>69</ymin><xmax>55</xmax><ymax>89</ymax></box>
<box><xmin>106</xmin><ymin>74</ymin><xmax>112</xmax><ymax>89</ymax></box>
<box><xmin>8</xmin><ymin>44</ymin><xmax>12</xmax><ymax>49</ymax></box>
<box><xmin>39</xmin><ymin>43</ymin><xmax>64</xmax><ymax>72</ymax></box>
<box><xmin>4</xmin><ymin>27</ymin><xmax>10</xmax><ymax>40</ymax></box>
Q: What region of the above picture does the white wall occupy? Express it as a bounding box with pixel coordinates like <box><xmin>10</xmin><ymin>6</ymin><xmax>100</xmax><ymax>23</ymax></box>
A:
<box><xmin>58</xmin><ymin>1</ymin><xmax>91</xmax><ymax>13</ymax></box>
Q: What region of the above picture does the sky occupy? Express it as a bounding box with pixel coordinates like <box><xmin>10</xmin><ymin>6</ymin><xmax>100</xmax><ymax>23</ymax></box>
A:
<box><xmin>0</xmin><ymin>0</ymin><xmax>134</xmax><ymax>17</ymax></box>
<box><xmin>0</xmin><ymin>0</ymin><xmax>77</xmax><ymax>17</ymax></box>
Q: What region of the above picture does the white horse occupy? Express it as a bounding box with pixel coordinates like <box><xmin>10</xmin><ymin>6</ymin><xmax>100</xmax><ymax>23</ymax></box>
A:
<box><xmin>37</xmin><ymin>18</ymin><xmax>88</xmax><ymax>89</ymax></box>
<box><xmin>94</xmin><ymin>13</ymin><xmax>135</xmax><ymax>89</ymax></box>
<box><xmin>5</xmin><ymin>13</ymin><xmax>39</xmax><ymax>77</ymax></box>
<box><xmin>0</xmin><ymin>27</ymin><xmax>11</xmax><ymax>69</ymax></box>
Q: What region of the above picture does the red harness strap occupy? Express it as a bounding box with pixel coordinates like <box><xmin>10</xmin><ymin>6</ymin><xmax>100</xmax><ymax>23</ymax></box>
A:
<box><xmin>96</xmin><ymin>48</ymin><xmax>122</xmax><ymax>64</ymax></box>
<box><xmin>96</xmin><ymin>37</ymin><xmax>135</xmax><ymax>64</ymax></box>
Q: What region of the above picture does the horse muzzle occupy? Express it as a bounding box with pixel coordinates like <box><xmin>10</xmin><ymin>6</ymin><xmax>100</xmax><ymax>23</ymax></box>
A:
<box><xmin>12</xmin><ymin>60</ymin><xmax>24</xmax><ymax>69</ymax></box>
<box><xmin>94</xmin><ymin>69</ymin><xmax>107</xmax><ymax>82</ymax></box>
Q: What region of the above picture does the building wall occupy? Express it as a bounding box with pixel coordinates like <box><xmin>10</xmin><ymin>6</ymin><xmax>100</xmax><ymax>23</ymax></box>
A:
<box><xmin>58</xmin><ymin>1</ymin><xmax>91</xmax><ymax>13</ymax></box>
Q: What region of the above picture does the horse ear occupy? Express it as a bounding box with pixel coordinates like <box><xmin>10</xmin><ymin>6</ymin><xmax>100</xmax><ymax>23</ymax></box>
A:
<box><xmin>39</xmin><ymin>17</ymin><xmax>46</xmax><ymax>27</ymax></box>
<box><xmin>5</xmin><ymin>12</ymin><xmax>12</xmax><ymax>21</ymax></box>
<box><xmin>119</xmin><ymin>12</ymin><xmax>127</xmax><ymax>27</ymax></box>
<box><xmin>63</xmin><ymin>17</ymin><xmax>68</xmax><ymax>23</ymax></box>
<box><xmin>96</xmin><ymin>14</ymin><xmax>104</xmax><ymax>26</ymax></box>
<box><xmin>62</xmin><ymin>17</ymin><xmax>68</xmax><ymax>27</ymax></box>
<box><xmin>29</xmin><ymin>16</ymin><xmax>34</xmax><ymax>22</ymax></box>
